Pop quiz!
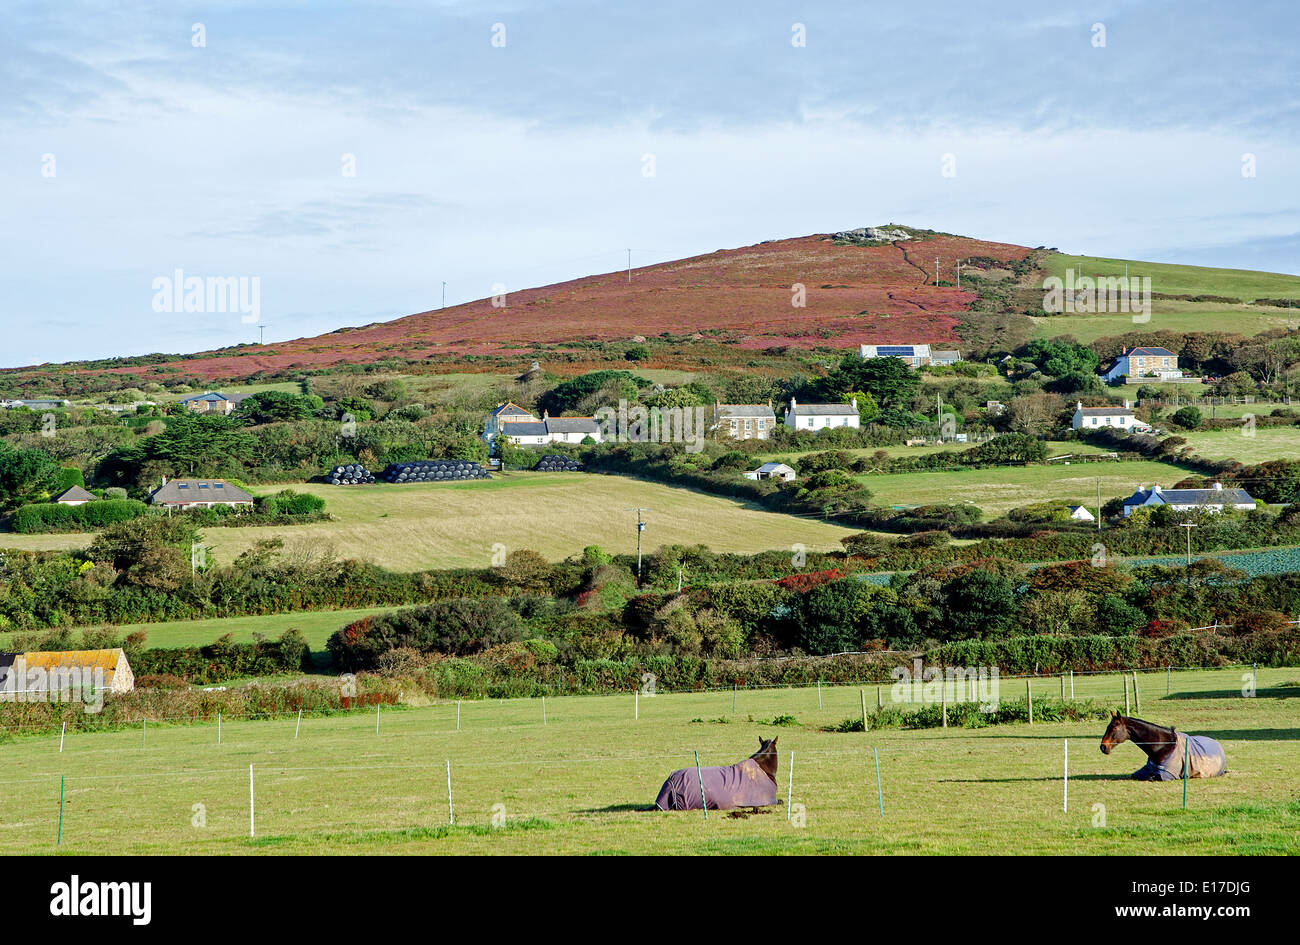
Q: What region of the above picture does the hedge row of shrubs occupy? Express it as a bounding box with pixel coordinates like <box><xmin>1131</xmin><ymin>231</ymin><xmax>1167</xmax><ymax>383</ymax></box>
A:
<box><xmin>929</xmin><ymin>629</ymin><xmax>1300</xmax><ymax>674</ymax></box>
<box><xmin>8</xmin><ymin>498</ymin><xmax>148</xmax><ymax>533</ymax></box>
<box><xmin>132</xmin><ymin>629</ymin><xmax>316</xmax><ymax>684</ymax></box>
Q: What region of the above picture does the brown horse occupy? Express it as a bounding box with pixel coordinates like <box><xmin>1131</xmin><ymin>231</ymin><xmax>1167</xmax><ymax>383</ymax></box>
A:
<box><xmin>1100</xmin><ymin>712</ymin><xmax>1227</xmax><ymax>780</ymax></box>
<box><xmin>655</xmin><ymin>737</ymin><xmax>780</xmax><ymax>811</ymax></box>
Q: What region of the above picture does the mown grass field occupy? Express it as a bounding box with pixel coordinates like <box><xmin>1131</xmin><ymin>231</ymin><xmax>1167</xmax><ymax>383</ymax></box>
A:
<box><xmin>767</xmin><ymin>439</ymin><xmax>1111</xmax><ymax>467</ymax></box>
<box><xmin>855</xmin><ymin>459</ymin><xmax>1190</xmax><ymax>515</ymax></box>
<box><xmin>0</xmin><ymin>473</ymin><xmax>857</xmax><ymax>571</ymax></box>
<box><xmin>1</xmin><ymin>668</ymin><xmax>1294</xmax><ymax>855</ymax></box>
<box><xmin>1177</xmin><ymin>425</ymin><xmax>1300</xmax><ymax>464</ymax></box>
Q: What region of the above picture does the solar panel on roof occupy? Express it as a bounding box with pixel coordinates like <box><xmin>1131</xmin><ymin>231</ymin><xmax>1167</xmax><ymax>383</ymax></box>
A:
<box><xmin>877</xmin><ymin>345</ymin><xmax>916</xmax><ymax>356</ymax></box>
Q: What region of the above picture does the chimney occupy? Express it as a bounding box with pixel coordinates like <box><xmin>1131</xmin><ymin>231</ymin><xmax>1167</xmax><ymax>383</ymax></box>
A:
<box><xmin>790</xmin><ymin>397</ymin><xmax>797</xmax><ymax>409</ymax></box>
<box><xmin>1212</xmin><ymin>482</ymin><xmax>1223</xmax><ymax>490</ymax></box>
<box><xmin>1153</xmin><ymin>485</ymin><xmax>1162</xmax><ymax>494</ymax></box>
<box><xmin>162</xmin><ymin>475</ymin><xmax>168</xmax><ymax>486</ymax></box>
<box><xmin>543</xmin><ymin>410</ymin><xmax>549</xmax><ymax>420</ymax></box>
<box><xmin>851</xmin><ymin>397</ymin><xmax>858</xmax><ymax>410</ymax></box>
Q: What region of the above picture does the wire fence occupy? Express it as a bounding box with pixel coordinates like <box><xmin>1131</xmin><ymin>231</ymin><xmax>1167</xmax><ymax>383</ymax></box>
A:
<box><xmin>0</xmin><ymin>660</ymin><xmax>1279</xmax><ymax>734</ymax></box>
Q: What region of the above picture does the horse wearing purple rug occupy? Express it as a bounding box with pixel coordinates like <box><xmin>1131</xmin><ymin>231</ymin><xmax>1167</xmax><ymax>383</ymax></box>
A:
<box><xmin>1099</xmin><ymin>713</ymin><xmax>1228</xmax><ymax>780</ymax></box>
<box><xmin>655</xmin><ymin>738</ymin><xmax>780</xmax><ymax>811</ymax></box>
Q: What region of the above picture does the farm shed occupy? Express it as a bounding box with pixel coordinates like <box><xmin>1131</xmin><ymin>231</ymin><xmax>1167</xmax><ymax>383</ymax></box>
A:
<box><xmin>744</xmin><ymin>462</ymin><xmax>796</xmax><ymax>482</ymax></box>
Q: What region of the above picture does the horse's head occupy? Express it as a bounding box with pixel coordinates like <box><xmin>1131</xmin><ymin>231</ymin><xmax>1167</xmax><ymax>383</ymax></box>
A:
<box><xmin>751</xmin><ymin>736</ymin><xmax>779</xmax><ymax>781</ymax></box>
<box><xmin>1099</xmin><ymin>712</ymin><xmax>1128</xmax><ymax>754</ymax></box>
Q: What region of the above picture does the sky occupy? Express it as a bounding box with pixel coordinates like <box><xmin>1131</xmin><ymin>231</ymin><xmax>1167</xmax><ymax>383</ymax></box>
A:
<box><xmin>2</xmin><ymin>0</ymin><xmax>1298</xmax><ymax>368</ymax></box>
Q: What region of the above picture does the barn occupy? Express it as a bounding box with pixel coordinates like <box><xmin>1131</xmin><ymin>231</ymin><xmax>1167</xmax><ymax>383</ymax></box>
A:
<box><xmin>0</xmin><ymin>648</ymin><xmax>134</xmax><ymax>701</ymax></box>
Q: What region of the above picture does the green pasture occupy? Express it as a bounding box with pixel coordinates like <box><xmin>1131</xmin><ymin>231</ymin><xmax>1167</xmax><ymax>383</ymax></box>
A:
<box><xmin>1</xmin><ymin>667</ymin><xmax>1294</xmax><ymax>855</ymax></box>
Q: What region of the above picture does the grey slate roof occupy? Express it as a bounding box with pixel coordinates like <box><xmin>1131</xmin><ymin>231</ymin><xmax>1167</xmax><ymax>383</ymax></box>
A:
<box><xmin>544</xmin><ymin>417</ymin><xmax>601</xmax><ymax>434</ymax></box>
<box><xmin>755</xmin><ymin>462</ymin><xmax>795</xmax><ymax>474</ymax></box>
<box><xmin>54</xmin><ymin>486</ymin><xmax>97</xmax><ymax>503</ymax></box>
<box><xmin>501</xmin><ymin>421</ymin><xmax>549</xmax><ymax>437</ymax></box>
<box><xmin>1124</xmin><ymin>486</ymin><xmax>1255</xmax><ymax>506</ymax></box>
<box><xmin>492</xmin><ymin>402</ymin><xmax>536</xmax><ymax>418</ymax></box>
<box><xmin>790</xmin><ymin>403</ymin><xmax>857</xmax><ymax>416</ymax></box>
<box><xmin>150</xmin><ymin>479</ymin><xmax>254</xmax><ymax>505</ymax></box>
<box><xmin>1078</xmin><ymin>405</ymin><xmax>1134</xmax><ymax>416</ymax></box>
<box><xmin>717</xmin><ymin>404</ymin><xmax>775</xmax><ymax>420</ymax></box>
<box><xmin>1124</xmin><ymin>347</ymin><xmax>1177</xmax><ymax>357</ymax></box>
<box><xmin>180</xmin><ymin>392</ymin><xmax>231</xmax><ymax>404</ymax></box>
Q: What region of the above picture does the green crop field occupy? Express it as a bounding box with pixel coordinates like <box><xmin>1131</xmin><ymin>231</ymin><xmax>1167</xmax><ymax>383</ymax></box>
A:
<box><xmin>151</xmin><ymin>381</ymin><xmax>302</xmax><ymax>404</ymax></box>
<box><xmin>1</xmin><ymin>668</ymin><xmax>1294</xmax><ymax>855</ymax></box>
<box><xmin>1030</xmin><ymin>254</ymin><xmax>1300</xmax><ymax>344</ymax></box>
<box><xmin>855</xmin><ymin>459</ymin><xmax>1190</xmax><ymax>515</ymax></box>
<box><xmin>1043</xmin><ymin>253</ymin><xmax>1300</xmax><ymax>301</ymax></box>
<box><xmin>0</xmin><ymin>473</ymin><xmax>857</xmax><ymax>571</ymax></box>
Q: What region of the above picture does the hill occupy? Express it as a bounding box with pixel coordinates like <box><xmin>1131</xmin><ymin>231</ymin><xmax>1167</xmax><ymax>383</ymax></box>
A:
<box><xmin>4</xmin><ymin>228</ymin><xmax>1034</xmax><ymax>383</ymax></box>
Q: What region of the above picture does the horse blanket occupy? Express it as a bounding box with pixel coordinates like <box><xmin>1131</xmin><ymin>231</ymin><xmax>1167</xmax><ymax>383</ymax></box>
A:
<box><xmin>1132</xmin><ymin>733</ymin><xmax>1227</xmax><ymax>781</ymax></box>
<box><xmin>655</xmin><ymin>758</ymin><xmax>778</xmax><ymax>811</ymax></box>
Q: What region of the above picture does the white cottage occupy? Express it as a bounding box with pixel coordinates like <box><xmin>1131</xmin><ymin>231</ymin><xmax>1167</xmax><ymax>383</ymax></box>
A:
<box><xmin>784</xmin><ymin>398</ymin><xmax>861</xmax><ymax>432</ymax></box>
<box><xmin>1071</xmin><ymin>401</ymin><xmax>1150</xmax><ymax>432</ymax></box>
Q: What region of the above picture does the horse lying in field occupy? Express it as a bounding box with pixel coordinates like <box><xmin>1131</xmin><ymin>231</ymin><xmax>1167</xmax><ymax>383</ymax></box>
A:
<box><xmin>1099</xmin><ymin>713</ymin><xmax>1227</xmax><ymax>780</ymax></box>
<box><xmin>655</xmin><ymin>738</ymin><xmax>780</xmax><ymax>811</ymax></box>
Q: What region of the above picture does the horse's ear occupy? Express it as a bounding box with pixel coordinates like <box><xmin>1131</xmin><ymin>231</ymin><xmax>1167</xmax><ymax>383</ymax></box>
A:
<box><xmin>758</xmin><ymin>737</ymin><xmax>764</xmax><ymax>747</ymax></box>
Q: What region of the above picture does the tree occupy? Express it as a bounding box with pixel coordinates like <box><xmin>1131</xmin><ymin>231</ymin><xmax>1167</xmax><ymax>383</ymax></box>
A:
<box><xmin>0</xmin><ymin>442</ymin><xmax>60</xmax><ymax>511</ymax></box>
<box><xmin>235</xmin><ymin>390</ymin><xmax>321</xmax><ymax>423</ymax></box>
<box><xmin>797</xmin><ymin>579</ymin><xmax>877</xmax><ymax>654</ymax></box>
<box><xmin>811</xmin><ymin>354</ymin><xmax>920</xmax><ymax>409</ymax></box>
<box><xmin>146</xmin><ymin>413</ymin><xmax>255</xmax><ymax>475</ymax></box>
<box><xmin>1170</xmin><ymin>406</ymin><xmax>1203</xmax><ymax>430</ymax></box>
<box><xmin>940</xmin><ymin>569</ymin><xmax>1017</xmax><ymax>640</ymax></box>
<box><xmin>624</xmin><ymin>344</ymin><xmax>650</xmax><ymax>363</ymax></box>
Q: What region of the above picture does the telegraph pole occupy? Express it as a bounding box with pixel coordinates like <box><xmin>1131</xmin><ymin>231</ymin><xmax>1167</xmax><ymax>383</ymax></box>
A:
<box><xmin>441</xmin><ymin>282</ymin><xmax>446</xmax><ymax>309</ymax></box>
<box><xmin>1096</xmin><ymin>478</ymin><xmax>1102</xmax><ymax>531</ymax></box>
<box><xmin>627</xmin><ymin>249</ymin><xmax>632</xmax><ymax>283</ymax></box>
<box><xmin>624</xmin><ymin>508</ymin><xmax>651</xmax><ymax>585</ymax></box>
<box><xmin>1178</xmin><ymin>522</ymin><xmax>1199</xmax><ymax>576</ymax></box>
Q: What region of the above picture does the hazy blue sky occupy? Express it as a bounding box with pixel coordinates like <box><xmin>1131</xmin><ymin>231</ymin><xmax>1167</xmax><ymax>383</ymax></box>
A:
<box><xmin>2</xmin><ymin>0</ymin><xmax>1297</xmax><ymax>367</ymax></box>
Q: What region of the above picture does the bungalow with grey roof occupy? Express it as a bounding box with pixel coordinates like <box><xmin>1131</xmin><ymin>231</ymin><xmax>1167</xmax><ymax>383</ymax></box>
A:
<box><xmin>179</xmin><ymin>392</ymin><xmax>245</xmax><ymax>415</ymax></box>
<box><xmin>53</xmin><ymin>486</ymin><xmax>97</xmax><ymax>506</ymax></box>
<box><xmin>1121</xmin><ymin>483</ymin><xmax>1256</xmax><ymax>517</ymax></box>
<box><xmin>149</xmin><ymin>478</ymin><xmax>254</xmax><ymax>510</ymax></box>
